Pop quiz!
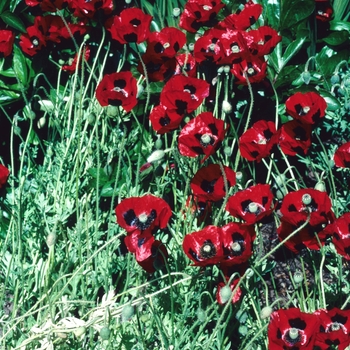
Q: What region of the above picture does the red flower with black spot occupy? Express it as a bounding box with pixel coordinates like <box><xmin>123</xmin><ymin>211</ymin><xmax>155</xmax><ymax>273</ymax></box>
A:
<box><xmin>190</xmin><ymin>164</ymin><xmax>236</xmax><ymax>202</ymax></box>
<box><xmin>244</xmin><ymin>26</ymin><xmax>282</xmax><ymax>57</ymax></box>
<box><xmin>315</xmin><ymin>0</ymin><xmax>334</xmax><ymax>22</ymax></box>
<box><xmin>25</xmin><ymin>0</ymin><xmax>64</xmax><ymax>11</ymax></box>
<box><xmin>221</xmin><ymin>222</ymin><xmax>255</xmax><ymax>267</ymax></box>
<box><xmin>67</xmin><ymin>0</ymin><xmax>113</xmax><ymax>18</ymax></box>
<box><xmin>183</xmin><ymin>225</ymin><xmax>223</xmax><ymax>266</ymax></box>
<box><xmin>323</xmin><ymin>212</ymin><xmax>350</xmax><ymax>260</ymax></box>
<box><xmin>160</xmin><ymin>75</ymin><xmax>210</xmax><ymax>116</ymax></box>
<box><xmin>277</xmin><ymin>220</ymin><xmax>329</xmax><ymax>253</ymax></box>
<box><xmin>239</xmin><ymin>120</ymin><xmax>279</xmax><ymax>162</ymax></box>
<box><xmin>268</xmin><ymin>308</ymin><xmax>320</xmax><ymax>349</ymax></box>
<box><xmin>0</xmin><ymin>30</ymin><xmax>15</xmax><ymax>58</ymax></box>
<box><xmin>314</xmin><ymin>308</ymin><xmax>350</xmax><ymax>349</ymax></box>
<box><xmin>178</xmin><ymin>112</ymin><xmax>228</xmax><ymax>162</ymax></box>
<box><xmin>279</xmin><ymin>120</ymin><xmax>312</xmax><ymax>156</ymax></box>
<box><xmin>226</xmin><ymin>184</ymin><xmax>274</xmax><ymax>224</ymax></box>
<box><xmin>193</xmin><ymin>28</ymin><xmax>225</xmax><ymax>63</ymax></box>
<box><xmin>124</xmin><ymin>230</ymin><xmax>154</xmax><ymax>254</ymax></box>
<box><xmin>216</xmin><ymin>278</ymin><xmax>242</xmax><ymax>305</ymax></box>
<box><xmin>334</xmin><ymin>141</ymin><xmax>350</xmax><ymax>168</ymax></box>
<box><xmin>179</xmin><ymin>0</ymin><xmax>225</xmax><ymax>33</ymax></box>
<box><xmin>138</xmin><ymin>53</ymin><xmax>176</xmax><ymax>82</ymax></box>
<box><xmin>146</xmin><ymin>27</ymin><xmax>186</xmax><ymax>59</ymax></box>
<box><xmin>115</xmin><ymin>194</ymin><xmax>172</xmax><ymax>234</ymax></box>
<box><xmin>280</xmin><ymin>188</ymin><xmax>335</xmax><ymax>228</ymax></box>
<box><xmin>0</xmin><ymin>164</ymin><xmax>10</xmax><ymax>188</ymax></box>
<box><xmin>222</xmin><ymin>1</ymin><xmax>262</xmax><ymax>30</ymax></box>
<box><xmin>149</xmin><ymin>105</ymin><xmax>183</xmax><ymax>134</ymax></box>
<box><xmin>285</xmin><ymin>92</ymin><xmax>327</xmax><ymax>125</ymax></box>
<box><xmin>231</xmin><ymin>56</ymin><xmax>267</xmax><ymax>84</ymax></box>
<box><xmin>106</xmin><ymin>8</ymin><xmax>152</xmax><ymax>44</ymax></box>
<box><xmin>136</xmin><ymin>239</ymin><xmax>169</xmax><ymax>273</ymax></box>
<box><xmin>95</xmin><ymin>71</ymin><xmax>138</xmax><ymax>111</ymax></box>
<box><xmin>219</xmin><ymin>29</ymin><xmax>250</xmax><ymax>64</ymax></box>
<box><xmin>175</xmin><ymin>53</ymin><xmax>197</xmax><ymax>77</ymax></box>
<box><xmin>19</xmin><ymin>25</ymin><xmax>47</xmax><ymax>56</ymax></box>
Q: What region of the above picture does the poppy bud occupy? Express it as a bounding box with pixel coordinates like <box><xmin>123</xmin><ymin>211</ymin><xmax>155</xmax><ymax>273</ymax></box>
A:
<box><xmin>155</xmin><ymin>138</ymin><xmax>163</xmax><ymax>150</ymax></box>
<box><xmin>301</xmin><ymin>193</ymin><xmax>312</xmax><ymax>205</ymax></box>
<box><xmin>46</xmin><ymin>233</ymin><xmax>57</xmax><ymax>247</ymax></box>
<box><xmin>236</xmin><ymin>172</ymin><xmax>243</xmax><ymax>182</ymax></box>
<box><xmin>275</xmin><ymin>189</ymin><xmax>285</xmax><ymax>200</ymax></box>
<box><xmin>236</xmin><ymin>309</ymin><xmax>248</xmax><ymax>322</ymax></box>
<box><xmin>106</xmin><ymin>105</ymin><xmax>118</xmax><ymax>117</ymax></box>
<box><xmin>314</xmin><ymin>181</ymin><xmax>326</xmax><ymax>192</ymax></box>
<box><xmin>196</xmin><ymin>308</ymin><xmax>207</xmax><ymax>322</ymax></box>
<box><xmin>188</xmin><ymin>43</ymin><xmax>194</xmax><ymax>51</ymax></box>
<box><xmin>122</xmin><ymin>304</ymin><xmax>134</xmax><ymax>321</ymax></box>
<box><xmin>125</xmin><ymin>0</ymin><xmax>132</xmax><ymax>3</ymax></box>
<box><xmin>275</xmin><ymin>174</ymin><xmax>286</xmax><ymax>187</ymax></box>
<box><xmin>147</xmin><ymin>150</ymin><xmax>165</xmax><ymax>163</ymax></box>
<box><xmin>330</xmin><ymin>74</ymin><xmax>340</xmax><ymax>85</ymax></box>
<box><xmin>293</xmin><ymin>271</ymin><xmax>303</xmax><ymax>284</ymax></box>
<box><xmin>246</xmin><ymin>268</ymin><xmax>254</xmax><ymax>279</ymax></box>
<box><xmin>58</xmin><ymin>59</ymin><xmax>65</xmax><ymax>65</ymax></box>
<box><xmin>73</xmin><ymin>326</ymin><xmax>86</xmax><ymax>338</ymax></box>
<box><xmin>219</xmin><ymin>285</ymin><xmax>232</xmax><ymax>304</ymax></box>
<box><xmin>301</xmin><ymin>71</ymin><xmax>311</xmax><ymax>85</ymax></box>
<box><xmin>100</xmin><ymin>326</ymin><xmax>111</xmax><ymax>340</ymax></box>
<box><xmin>222</xmin><ymin>100</ymin><xmax>232</xmax><ymax>113</ymax></box>
<box><xmin>239</xmin><ymin>325</ymin><xmax>248</xmax><ymax>335</ymax></box>
<box><xmin>224</xmin><ymin>146</ymin><xmax>232</xmax><ymax>156</ymax></box>
<box><xmin>37</xmin><ymin>117</ymin><xmax>46</xmax><ymax>129</ymax></box>
<box><xmin>260</xmin><ymin>306</ymin><xmax>273</xmax><ymax>320</ymax></box>
<box><xmin>217</xmin><ymin>66</ymin><xmax>224</xmax><ymax>74</ymax></box>
<box><xmin>87</xmin><ymin>113</ymin><xmax>95</xmax><ymax>125</ymax></box>
<box><xmin>223</xmin><ymin>65</ymin><xmax>230</xmax><ymax>74</ymax></box>
<box><xmin>173</xmin><ymin>7</ymin><xmax>181</xmax><ymax>17</ymax></box>
<box><xmin>14</xmin><ymin>126</ymin><xmax>21</xmax><ymax>136</ymax></box>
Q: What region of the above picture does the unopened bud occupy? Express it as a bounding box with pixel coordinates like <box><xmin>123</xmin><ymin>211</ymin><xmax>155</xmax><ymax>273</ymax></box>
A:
<box><xmin>219</xmin><ymin>285</ymin><xmax>232</xmax><ymax>304</ymax></box>
<box><xmin>196</xmin><ymin>308</ymin><xmax>207</xmax><ymax>322</ymax></box>
<box><xmin>46</xmin><ymin>233</ymin><xmax>57</xmax><ymax>247</ymax></box>
<box><xmin>106</xmin><ymin>105</ymin><xmax>118</xmax><ymax>117</ymax></box>
<box><xmin>147</xmin><ymin>150</ymin><xmax>165</xmax><ymax>163</ymax></box>
<box><xmin>260</xmin><ymin>306</ymin><xmax>273</xmax><ymax>319</ymax></box>
<box><xmin>330</xmin><ymin>74</ymin><xmax>340</xmax><ymax>85</ymax></box>
<box><xmin>301</xmin><ymin>71</ymin><xmax>311</xmax><ymax>85</ymax></box>
<box><xmin>222</xmin><ymin>100</ymin><xmax>232</xmax><ymax>113</ymax></box>
<box><xmin>122</xmin><ymin>304</ymin><xmax>134</xmax><ymax>321</ymax></box>
<box><xmin>314</xmin><ymin>181</ymin><xmax>326</xmax><ymax>192</ymax></box>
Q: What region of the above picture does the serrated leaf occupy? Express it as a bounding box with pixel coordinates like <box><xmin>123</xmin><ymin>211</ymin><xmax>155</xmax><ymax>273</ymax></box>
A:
<box><xmin>0</xmin><ymin>11</ymin><xmax>26</xmax><ymax>32</ymax></box>
<box><xmin>322</xmin><ymin>31</ymin><xmax>349</xmax><ymax>46</ymax></box>
<box><xmin>280</xmin><ymin>0</ymin><xmax>314</xmax><ymax>30</ymax></box>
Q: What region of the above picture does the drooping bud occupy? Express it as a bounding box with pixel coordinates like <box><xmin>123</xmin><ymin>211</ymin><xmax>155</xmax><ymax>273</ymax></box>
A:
<box><xmin>219</xmin><ymin>285</ymin><xmax>232</xmax><ymax>304</ymax></box>
<box><xmin>222</xmin><ymin>100</ymin><xmax>232</xmax><ymax>113</ymax></box>
<box><xmin>260</xmin><ymin>306</ymin><xmax>273</xmax><ymax>319</ymax></box>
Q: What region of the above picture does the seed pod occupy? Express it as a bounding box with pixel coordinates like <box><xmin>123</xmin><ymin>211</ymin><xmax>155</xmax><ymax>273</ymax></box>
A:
<box><xmin>122</xmin><ymin>304</ymin><xmax>134</xmax><ymax>321</ymax></box>
<box><xmin>100</xmin><ymin>326</ymin><xmax>111</xmax><ymax>340</ymax></box>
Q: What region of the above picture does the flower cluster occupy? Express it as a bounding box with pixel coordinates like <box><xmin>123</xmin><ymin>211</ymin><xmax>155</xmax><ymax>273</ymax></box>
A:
<box><xmin>115</xmin><ymin>194</ymin><xmax>172</xmax><ymax>273</ymax></box>
<box><xmin>268</xmin><ymin>307</ymin><xmax>350</xmax><ymax>349</ymax></box>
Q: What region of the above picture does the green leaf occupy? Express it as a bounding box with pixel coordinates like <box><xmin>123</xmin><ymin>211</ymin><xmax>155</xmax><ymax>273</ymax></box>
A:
<box><xmin>280</xmin><ymin>0</ymin><xmax>314</xmax><ymax>30</ymax></box>
<box><xmin>282</xmin><ymin>36</ymin><xmax>307</xmax><ymax>67</ymax></box>
<box><xmin>0</xmin><ymin>0</ymin><xmax>10</xmax><ymax>14</ymax></box>
<box><xmin>0</xmin><ymin>11</ymin><xmax>26</xmax><ymax>32</ymax></box>
<box><xmin>316</xmin><ymin>46</ymin><xmax>350</xmax><ymax>76</ymax></box>
<box><xmin>323</xmin><ymin>31</ymin><xmax>349</xmax><ymax>46</ymax></box>
<box><xmin>87</xmin><ymin>168</ymin><xmax>109</xmax><ymax>183</ymax></box>
<box><xmin>260</xmin><ymin>0</ymin><xmax>280</xmax><ymax>30</ymax></box>
<box><xmin>318</xmin><ymin>90</ymin><xmax>341</xmax><ymax>111</ymax></box>
<box><xmin>13</xmin><ymin>45</ymin><xmax>28</xmax><ymax>87</ymax></box>
<box><xmin>330</xmin><ymin>20</ymin><xmax>350</xmax><ymax>32</ymax></box>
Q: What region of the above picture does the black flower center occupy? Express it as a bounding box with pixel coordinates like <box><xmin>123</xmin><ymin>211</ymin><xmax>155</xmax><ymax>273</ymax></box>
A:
<box><xmin>123</xmin><ymin>209</ymin><xmax>157</xmax><ymax>230</ymax></box>
<box><xmin>130</xmin><ymin>18</ymin><xmax>141</xmax><ymax>27</ymax></box>
<box><xmin>200</xmin><ymin>179</ymin><xmax>217</xmax><ymax>193</ymax></box>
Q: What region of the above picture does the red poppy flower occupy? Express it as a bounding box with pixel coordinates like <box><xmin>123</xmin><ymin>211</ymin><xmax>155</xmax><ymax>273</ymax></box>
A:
<box><xmin>178</xmin><ymin>112</ymin><xmax>228</xmax><ymax>162</ymax></box>
<box><xmin>280</xmin><ymin>188</ymin><xmax>335</xmax><ymax>228</ymax></box>
<box><xmin>314</xmin><ymin>308</ymin><xmax>350</xmax><ymax>349</ymax></box>
<box><xmin>124</xmin><ymin>230</ymin><xmax>154</xmax><ymax>254</ymax></box>
<box><xmin>179</xmin><ymin>0</ymin><xmax>225</xmax><ymax>33</ymax></box>
<box><xmin>0</xmin><ymin>30</ymin><xmax>15</xmax><ymax>58</ymax></box>
<box><xmin>95</xmin><ymin>71</ymin><xmax>138</xmax><ymax>111</ymax></box>
<box><xmin>279</xmin><ymin>120</ymin><xmax>312</xmax><ymax>156</ymax></box>
<box><xmin>239</xmin><ymin>120</ymin><xmax>279</xmax><ymax>162</ymax></box>
<box><xmin>26</xmin><ymin>0</ymin><xmax>65</xmax><ymax>11</ymax></box>
<box><xmin>62</xmin><ymin>46</ymin><xmax>90</xmax><ymax>73</ymax></box>
<box><xmin>183</xmin><ymin>225</ymin><xmax>224</xmax><ymax>266</ymax></box>
<box><xmin>136</xmin><ymin>239</ymin><xmax>168</xmax><ymax>273</ymax></box>
<box><xmin>231</xmin><ymin>56</ymin><xmax>267</xmax><ymax>84</ymax></box>
<box><xmin>67</xmin><ymin>0</ymin><xmax>113</xmax><ymax>18</ymax></box>
<box><xmin>115</xmin><ymin>194</ymin><xmax>172</xmax><ymax>234</ymax></box>
<box><xmin>222</xmin><ymin>1</ymin><xmax>262</xmax><ymax>30</ymax></box>
<box><xmin>216</xmin><ymin>278</ymin><xmax>242</xmax><ymax>305</ymax></box>
<box><xmin>334</xmin><ymin>141</ymin><xmax>350</xmax><ymax>168</ymax></box>
<box><xmin>138</xmin><ymin>53</ymin><xmax>176</xmax><ymax>82</ymax></box>
<box><xmin>315</xmin><ymin>0</ymin><xmax>333</xmax><ymax>22</ymax></box>
<box><xmin>184</xmin><ymin>196</ymin><xmax>212</xmax><ymax>224</ymax></box>
<box><xmin>219</xmin><ymin>29</ymin><xmax>250</xmax><ymax>64</ymax></box>
<box><xmin>19</xmin><ymin>25</ymin><xmax>47</xmax><ymax>56</ymax></box>
<box><xmin>105</xmin><ymin>8</ymin><xmax>152</xmax><ymax>44</ymax></box>
<box><xmin>244</xmin><ymin>26</ymin><xmax>282</xmax><ymax>57</ymax></box>
<box><xmin>190</xmin><ymin>164</ymin><xmax>236</xmax><ymax>202</ymax></box>
<box><xmin>193</xmin><ymin>28</ymin><xmax>225</xmax><ymax>63</ymax></box>
<box><xmin>285</xmin><ymin>92</ymin><xmax>327</xmax><ymax>125</ymax></box>
<box><xmin>277</xmin><ymin>221</ymin><xmax>329</xmax><ymax>253</ymax></box>
<box><xmin>221</xmin><ymin>222</ymin><xmax>255</xmax><ymax>267</ymax></box>
<box><xmin>175</xmin><ymin>53</ymin><xmax>197</xmax><ymax>77</ymax></box>
<box><xmin>149</xmin><ymin>105</ymin><xmax>183</xmax><ymax>134</ymax></box>
<box><xmin>0</xmin><ymin>164</ymin><xmax>10</xmax><ymax>188</ymax></box>
<box><xmin>268</xmin><ymin>308</ymin><xmax>320</xmax><ymax>349</ymax></box>
<box><xmin>146</xmin><ymin>27</ymin><xmax>186</xmax><ymax>59</ymax></box>
<box><xmin>226</xmin><ymin>184</ymin><xmax>274</xmax><ymax>224</ymax></box>
<box><xmin>160</xmin><ymin>75</ymin><xmax>210</xmax><ymax>115</ymax></box>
